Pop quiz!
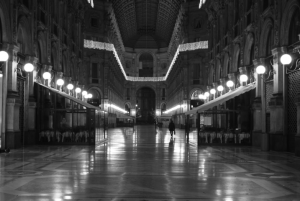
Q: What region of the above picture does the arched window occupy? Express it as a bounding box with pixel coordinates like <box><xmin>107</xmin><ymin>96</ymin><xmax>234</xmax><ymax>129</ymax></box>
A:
<box><xmin>289</xmin><ymin>11</ymin><xmax>300</xmax><ymax>45</ymax></box>
<box><xmin>87</xmin><ymin>89</ymin><xmax>101</xmax><ymax>106</ymax></box>
<box><xmin>139</xmin><ymin>53</ymin><xmax>153</xmax><ymax>77</ymax></box>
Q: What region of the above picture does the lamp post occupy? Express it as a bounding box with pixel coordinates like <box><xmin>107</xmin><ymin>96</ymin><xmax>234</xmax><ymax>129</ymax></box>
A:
<box><xmin>0</xmin><ymin>51</ymin><xmax>9</xmax><ymax>150</ymax></box>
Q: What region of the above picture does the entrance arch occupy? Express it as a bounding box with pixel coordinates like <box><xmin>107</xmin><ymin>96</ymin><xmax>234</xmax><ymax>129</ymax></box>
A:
<box><xmin>87</xmin><ymin>88</ymin><xmax>101</xmax><ymax>107</ymax></box>
<box><xmin>136</xmin><ymin>87</ymin><xmax>156</xmax><ymax>124</ymax></box>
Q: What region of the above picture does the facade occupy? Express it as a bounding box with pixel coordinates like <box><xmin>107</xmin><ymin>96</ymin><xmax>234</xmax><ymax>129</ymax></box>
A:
<box><xmin>0</xmin><ymin>0</ymin><xmax>300</xmax><ymax>156</ymax></box>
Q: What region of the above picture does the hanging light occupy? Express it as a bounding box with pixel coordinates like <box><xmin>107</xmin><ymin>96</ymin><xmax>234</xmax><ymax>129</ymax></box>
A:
<box><xmin>240</xmin><ymin>74</ymin><xmax>248</xmax><ymax>83</ymax></box>
<box><xmin>204</xmin><ymin>92</ymin><xmax>210</xmax><ymax>97</ymax></box>
<box><xmin>256</xmin><ymin>65</ymin><xmax>266</xmax><ymax>74</ymax></box>
<box><xmin>82</xmin><ymin>90</ymin><xmax>87</xmax><ymax>96</ymax></box>
<box><xmin>226</xmin><ymin>80</ymin><xmax>234</xmax><ymax>88</ymax></box>
<box><xmin>0</xmin><ymin>51</ymin><xmax>9</xmax><ymax>62</ymax></box>
<box><xmin>210</xmin><ymin>88</ymin><xmax>216</xmax><ymax>94</ymax></box>
<box><xmin>56</xmin><ymin>78</ymin><xmax>64</xmax><ymax>86</ymax></box>
<box><xmin>217</xmin><ymin>85</ymin><xmax>224</xmax><ymax>92</ymax></box>
<box><xmin>75</xmin><ymin>87</ymin><xmax>81</xmax><ymax>93</ymax></box>
<box><xmin>43</xmin><ymin>72</ymin><xmax>51</xmax><ymax>80</ymax></box>
<box><xmin>67</xmin><ymin>83</ymin><xmax>74</xmax><ymax>90</ymax></box>
<box><xmin>198</xmin><ymin>94</ymin><xmax>205</xmax><ymax>99</ymax></box>
<box><xmin>23</xmin><ymin>63</ymin><xmax>34</xmax><ymax>73</ymax></box>
<box><xmin>280</xmin><ymin>54</ymin><xmax>292</xmax><ymax>65</ymax></box>
<box><xmin>88</xmin><ymin>94</ymin><xmax>93</xmax><ymax>99</ymax></box>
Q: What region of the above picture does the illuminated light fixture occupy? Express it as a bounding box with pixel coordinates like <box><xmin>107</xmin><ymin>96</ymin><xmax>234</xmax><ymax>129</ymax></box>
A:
<box><xmin>240</xmin><ymin>74</ymin><xmax>248</xmax><ymax>83</ymax></box>
<box><xmin>210</xmin><ymin>88</ymin><xmax>216</xmax><ymax>95</ymax></box>
<box><xmin>23</xmin><ymin>63</ymin><xmax>34</xmax><ymax>73</ymax></box>
<box><xmin>204</xmin><ymin>92</ymin><xmax>210</xmax><ymax>97</ymax></box>
<box><xmin>108</xmin><ymin>104</ymin><xmax>127</xmax><ymax>113</ymax></box>
<box><xmin>84</xmin><ymin>94</ymin><xmax>89</xmax><ymax>99</ymax></box>
<box><xmin>43</xmin><ymin>72</ymin><xmax>51</xmax><ymax>80</ymax></box>
<box><xmin>67</xmin><ymin>83</ymin><xmax>74</xmax><ymax>90</ymax></box>
<box><xmin>226</xmin><ymin>80</ymin><xmax>234</xmax><ymax>88</ymax></box>
<box><xmin>280</xmin><ymin>53</ymin><xmax>292</xmax><ymax>65</ymax></box>
<box><xmin>198</xmin><ymin>94</ymin><xmax>205</xmax><ymax>99</ymax></box>
<box><xmin>256</xmin><ymin>65</ymin><xmax>266</xmax><ymax>74</ymax></box>
<box><xmin>217</xmin><ymin>85</ymin><xmax>224</xmax><ymax>92</ymax></box>
<box><xmin>88</xmin><ymin>94</ymin><xmax>93</xmax><ymax>99</ymax></box>
<box><xmin>163</xmin><ymin>104</ymin><xmax>184</xmax><ymax>114</ymax></box>
<box><xmin>82</xmin><ymin>90</ymin><xmax>87</xmax><ymax>96</ymax></box>
<box><xmin>0</xmin><ymin>51</ymin><xmax>9</xmax><ymax>61</ymax></box>
<box><xmin>75</xmin><ymin>87</ymin><xmax>81</xmax><ymax>93</ymax></box>
<box><xmin>199</xmin><ymin>0</ymin><xmax>206</xmax><ymax>9</ymax></box>
<box><xmin>87</xmin><ymin>0</ymin><xmax>94</xmax><ymax>8</ymax></box>
<box><xmin>56</xmin><ymin>78</ymin><xmax>64</xmax><ymax>86</ymax></box>
<box><xmin>0</xmin><ymin>74</ymin><xmax>2</xmax><ymax>78</ymax></box>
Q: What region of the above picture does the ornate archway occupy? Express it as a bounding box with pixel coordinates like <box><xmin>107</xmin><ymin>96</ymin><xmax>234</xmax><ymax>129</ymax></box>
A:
<box><xmin>136</xmin><ymin>87</ymin><xmax>156</xmax><ymax>124</ymax></box>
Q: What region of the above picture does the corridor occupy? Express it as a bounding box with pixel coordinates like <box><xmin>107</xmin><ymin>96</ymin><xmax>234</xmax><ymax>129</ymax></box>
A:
<box><xmin>0</xmin><ymin>126</ymin><xmax>300</xmax><ymax>200</ymax></box>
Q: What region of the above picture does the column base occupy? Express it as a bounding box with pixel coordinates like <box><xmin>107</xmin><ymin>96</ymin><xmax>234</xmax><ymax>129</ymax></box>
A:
<box><xmin>6</xmin><ymin>131</ymin><xmax>22</xmax><ymax>149</ymax></box>
<box><xmin>252</xmin><ymin>131</ymin><xmax>262</xmax><ymax>148</ymax></box>
<box><xmin>25</xmin><ymin>130</ymin><xmax>36</xmax><ymax>145</ymax></box>
<box><xmin>261</xmin><ymin>132</ymin><xmax>269</xmax><ymax>151</ymax></box>
<box><xmin>295</xmin><ymin>136</ymin><xmax>300</xmax><ymax>156</ymax></box>
<box><xmin>270</xmin><ymin>133</ymin><xmax>287</xmax><ymax>151</ymax></box>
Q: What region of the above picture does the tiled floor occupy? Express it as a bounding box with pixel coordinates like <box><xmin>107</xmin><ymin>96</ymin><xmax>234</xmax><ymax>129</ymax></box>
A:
<box><xmin>1</xmin><ymin>125</ymin><xmax>300</xmax><ymax>200</ymax></box>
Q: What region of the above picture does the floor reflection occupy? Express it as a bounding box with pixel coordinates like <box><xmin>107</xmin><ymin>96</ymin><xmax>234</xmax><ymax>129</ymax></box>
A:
<box><xmin>0</xmin><ymin>126</ymin><xmax>300</xmax><ymax>200</ymax></box>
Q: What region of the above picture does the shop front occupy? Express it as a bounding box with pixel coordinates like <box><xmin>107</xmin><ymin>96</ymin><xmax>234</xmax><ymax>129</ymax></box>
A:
<box><xmin>186</xmin><ymin>83</ymin><xmax>255</xmax><ymax>146</ymax></box>
<box><xmin>35</xmin><ymin>83</ymin><xmax>106</xmax><ymax>146</ymax></box>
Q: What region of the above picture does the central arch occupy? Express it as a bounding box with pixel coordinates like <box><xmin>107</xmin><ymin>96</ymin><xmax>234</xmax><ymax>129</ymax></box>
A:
<box><xmin>136</xmin><ymin>87</ymin><xmax>156</xmax><ymax>124</ymax></box>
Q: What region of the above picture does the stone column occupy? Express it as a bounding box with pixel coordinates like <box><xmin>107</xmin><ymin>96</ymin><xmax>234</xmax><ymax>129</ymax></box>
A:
<box><xmin>73</xmin><ymin>80</ymin><xmax>79</xmax><ymax>98</ymax></box>
<box><xmin>295</xmin><ymin>93</ymin><xmax>300</xmax><ymax>156</ymax></box>
<box><xmin>4</xmin><ymin>44</ymin><xmax>21</xmax><ymax>148</ymax></box>
<box><xmin>42</xmin><ymin>65</ymin><xmax>52</xmax><ymax>87</ymax></box>
<box><xmin>25</xmin><ymin>56</ymin><xmax>38</xmax><ymax>145</ymax></box>
<box><xmin>239</xmin><ymin>67</ymin><xmax>248</xmax><ymax>86</ymax></box>
<box><xmin>252</xmin><ymin>59</ymin><xmax>264</xmax><ymax>148</ymax></box>
<box><xmin>269</xmin><ymin>47</ymin><xmax>287</xmax><ymax>151</ymax></box>
<box><xmin>55</xmin><ymin>71</ymin><xmax>63</xmax><ymax>90</ymax></box>
<box><xmin>228</xmin><ymin>73</ymin><xmax>237</xmax><ymax>90</ymax></box>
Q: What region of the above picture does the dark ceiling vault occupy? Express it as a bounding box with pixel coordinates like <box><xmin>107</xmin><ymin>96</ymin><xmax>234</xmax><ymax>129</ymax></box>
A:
<box><xmin>111</xmin><ymin>0</ymin><xmax>183</xmax><ymax>48</ymax></box>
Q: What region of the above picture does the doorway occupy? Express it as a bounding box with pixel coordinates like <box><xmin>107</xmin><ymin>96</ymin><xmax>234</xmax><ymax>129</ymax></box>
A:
<box><xmin>136</xmin><ymin>87</ymin><xmax>155</xmax><ymax>124</ymax></box>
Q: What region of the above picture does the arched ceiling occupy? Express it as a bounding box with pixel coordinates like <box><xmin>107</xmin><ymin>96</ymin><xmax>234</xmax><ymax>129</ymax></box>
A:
<box><xmin>111</xmin><ymin>0</ymin><xmax>183</xmax><ymax>48</ymax></box>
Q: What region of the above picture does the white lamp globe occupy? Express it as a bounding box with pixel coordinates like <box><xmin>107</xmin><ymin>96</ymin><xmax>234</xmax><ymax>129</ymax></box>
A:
<box><xmin>84</xmin><ymin>94</ymin><xmax>89</xmax><ymax>99</ymax></box>
<box><xmin>256</xmin><ymin>65</ymin><xmax>266</xmax><ymax>74</ymax></box>
<box><xmin>82</xmin><ymin>90</ymin><xmax>87</xmax><ymax>96</ymax></box>
<box><xmin>88</xmin><ymin>94</ymin><xmax>93</xmax><ymax>98</ymax></box>
<box><xmin>56</xmin><ymin>78</ymin><xmax>64</xmax><ymax>86</ymax></box>
<box><xmin>67</xmin><ymin>83</ymin><xmax>74</xmax><ymax>90</ymax></box>
<box><xmin>43</xmin><ymin>72</ymin><xmax>51</xmax><ymax>80</ymax></box>
<box><xmin>226</xmin><ymin>80</ymin><xmax>234</xmax><ymax>88</ymax></box>
<box><xmin>240</xmin><ymin>74</ymin><xmax>248</xmax><ymax>82</ymax></box>
<box><xmin>204</xmin><ymin>92</ymin><xmax>210</xmax><ymax>97</ymax></box>
<box><xmin>217</xmin><ymin>85</ymin><xmax>224</xmax><ymax>92</ymax></box>
<box><xmin>23</xmin><ymin>63</ymin><xmax>34</xmax><ymax>73</ymax></box>
<box><xmin>210</xmin><ymin>88</ymin><xmax>216</xmax><ymax>94</ymax></box>
<box><xmin>0</xmin><ymin>51</ymin><xmax>9</xmax><ymax>62</ymax></box>
<box><xmin>75</xmin><ymin>87</ymin><xmax>81</xmax><ymax>93</ymax></box>
<box><xmin>280</xmin><ymin>54</ymin><xmax>292</xmax><ymax>65</ymax></box>
<box><xmin>198</xmin><ymin>94</ymin><xmax>205</xmax><ymax>99</ymax></box>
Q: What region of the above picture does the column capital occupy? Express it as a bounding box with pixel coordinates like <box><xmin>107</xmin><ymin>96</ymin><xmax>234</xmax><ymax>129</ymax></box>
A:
<box><xmin>239</xmin><ymin>66</ymin><xmax>248</xmax><ymax>74</ymax></box>
<box><xmin>253</xmin><ymin>58</ymin><xmax>266</xmax><ymax>66</ymax></box>
<box><xmin>56</xmin><ymin>71</ymin><xmax>63</xmax><ymax>78</ymax></box>
<box><xmin>272</xmin><ymin>46</ymin><xmax>288</xmax><ymax>56</ymax></box>
<box><xmin>220</xmin><ymin>78</ymin><xmax>226</xmax><ymax>84</ymax></box>
<box><xmin>42</xmin><ymin>64</ymin><xmax>52</xmax><ymax>72</ymax></box>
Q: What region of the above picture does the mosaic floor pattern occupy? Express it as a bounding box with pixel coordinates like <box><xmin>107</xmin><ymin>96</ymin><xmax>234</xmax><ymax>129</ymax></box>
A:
<box><xmin>1</xmin><ymin>125</ymin><xmax>300</xmax><ymax>200</ymax></box>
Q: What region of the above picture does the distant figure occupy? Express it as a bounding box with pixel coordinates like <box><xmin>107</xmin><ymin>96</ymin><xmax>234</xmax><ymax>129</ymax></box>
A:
<box><xmin>185</xmin><ymin>120</ymin><xmax>190</xmax><ymax>138</ymax></box>
<box><xmin>168</xmin><ymin>119</ymin><xmax>175</xmax><ymax>137</ymax></box>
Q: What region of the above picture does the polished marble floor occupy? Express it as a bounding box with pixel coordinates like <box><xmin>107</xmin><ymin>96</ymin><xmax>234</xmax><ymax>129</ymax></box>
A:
<box><xmin>1</xmin><ymin>126</ymin><xmax>300</xmax><ymax>200</ymax></box>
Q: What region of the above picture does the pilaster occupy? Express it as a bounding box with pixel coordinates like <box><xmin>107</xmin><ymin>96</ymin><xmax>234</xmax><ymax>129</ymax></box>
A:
<box><xmin>269</xmin><ymin>47</ymin><xmax>287</xmax><ymax>151</ymax></box>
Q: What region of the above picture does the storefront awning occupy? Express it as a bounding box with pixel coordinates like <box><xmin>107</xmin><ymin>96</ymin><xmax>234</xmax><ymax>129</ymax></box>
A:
<box><xmin>185</xmin><ymin>83</ymin><xmax>256</xmax><ymax>115</ymax></box>
<box><xmin>35</xmin><ymin>82</ymin><xmax>103</xmax><ymax>111</ymax></box>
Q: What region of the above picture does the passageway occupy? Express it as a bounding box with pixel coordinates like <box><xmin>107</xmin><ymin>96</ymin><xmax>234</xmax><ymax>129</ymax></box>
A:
<box><xmin>0</xmin><ymin>125</ymin><xmax>299</xmax><ymax>200</ymax></box>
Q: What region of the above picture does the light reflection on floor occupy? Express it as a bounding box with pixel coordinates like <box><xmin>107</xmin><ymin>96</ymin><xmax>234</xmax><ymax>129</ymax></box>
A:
<box><xmin>0</xmin><ymin>125</ymin><xmax>300</xmax><ymax>200</ymax></box>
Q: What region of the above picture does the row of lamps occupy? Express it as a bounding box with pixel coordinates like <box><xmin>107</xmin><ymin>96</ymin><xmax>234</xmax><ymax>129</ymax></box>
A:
<box><xmin>0</xmin><ymin>51</ymin><xmax>93</xmax><ymax>99</ymax></box>
<box><xmin>198</xmin><ymin>53</ymin><xmax>292</xmax><ymax>101</ymax></box>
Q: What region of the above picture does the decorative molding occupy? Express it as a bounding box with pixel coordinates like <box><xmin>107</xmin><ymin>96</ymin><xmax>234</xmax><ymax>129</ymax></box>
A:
<box><xmin>84</xmin><ymin>39</ymin><xmax>208</xmax><ymax>82</ymax></box>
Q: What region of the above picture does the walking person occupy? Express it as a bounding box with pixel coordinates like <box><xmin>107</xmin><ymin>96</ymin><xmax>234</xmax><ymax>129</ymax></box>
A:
<box><xmin>168</xmin><ymin>119</ymin><xmax>175</xmax><ymax>137</ymax></box>
<box><xmin>185</xmin><ymin>119</ymin><xmax>190</xmax><ymax>139</ymax></box>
